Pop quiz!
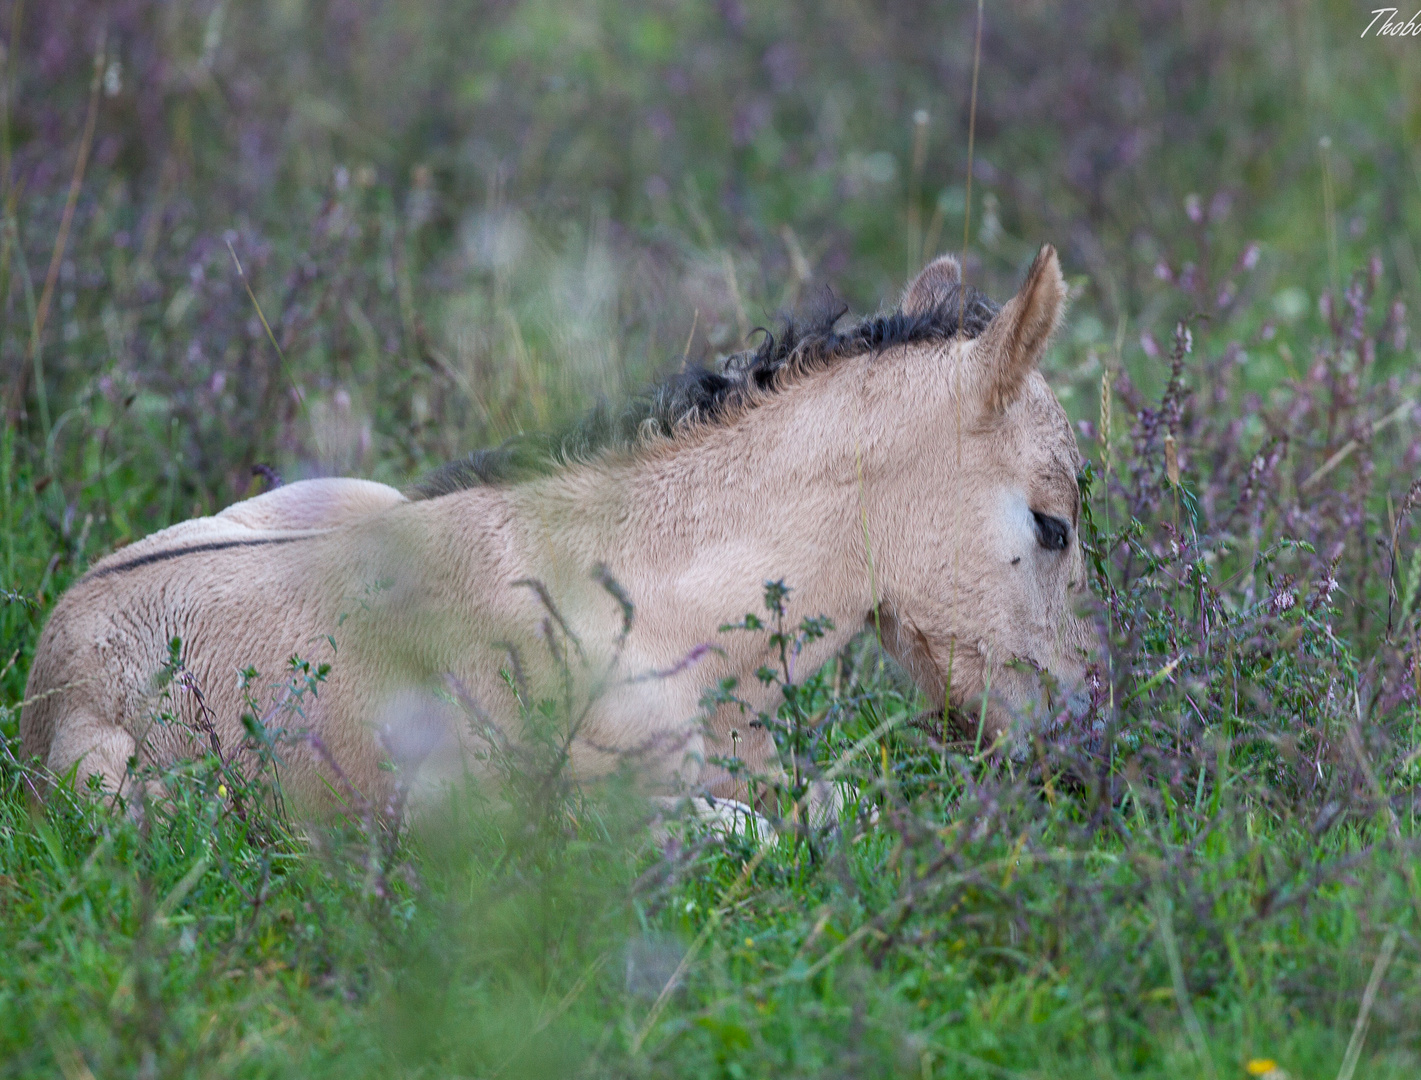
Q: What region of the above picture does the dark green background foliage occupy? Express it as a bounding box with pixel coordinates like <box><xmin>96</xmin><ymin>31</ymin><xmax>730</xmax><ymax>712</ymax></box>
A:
<box><xmin>3</xmin><ymin>1</ymin><xmax>1421</xmax><ymax>1076</ymax></box>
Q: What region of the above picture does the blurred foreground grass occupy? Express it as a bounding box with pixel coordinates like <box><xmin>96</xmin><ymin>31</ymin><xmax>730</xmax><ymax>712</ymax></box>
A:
<box><xmin>3</xmin><ymin>1</ymin><xmax>1421</xmax><ymax>1076</ymax></box>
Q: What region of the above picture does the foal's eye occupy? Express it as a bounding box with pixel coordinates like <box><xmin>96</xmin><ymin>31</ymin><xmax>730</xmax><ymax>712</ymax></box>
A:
<box><xmin>1033</xmin><ymin>511</ymin><xmax>1070</xmax><ymax>551</ymax></box>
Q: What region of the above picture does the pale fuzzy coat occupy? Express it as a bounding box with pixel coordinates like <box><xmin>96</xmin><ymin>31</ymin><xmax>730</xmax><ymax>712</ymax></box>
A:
<box><xmin>21</xmin><ymin>247</ymin><xmax>1093</xmax><ymax>810</ymax></box>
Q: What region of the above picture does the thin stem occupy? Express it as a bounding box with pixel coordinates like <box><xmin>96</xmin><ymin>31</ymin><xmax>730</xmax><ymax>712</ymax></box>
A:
<box><xmin>956</xmin><ymin>0</ymin><xmax>984</xmax><ymax>333</ymax></box>
<box><xmin>226</xmin><ymin>239</ymin><xmax>307</xmax><ymax>416</ymax></box>
<box><xmin>23</xmin><ymin>27</ymin><xmax>105</xmax><ymax>437</ymax></box>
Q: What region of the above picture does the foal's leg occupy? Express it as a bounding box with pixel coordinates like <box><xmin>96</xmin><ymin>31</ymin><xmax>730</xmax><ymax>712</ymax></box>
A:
<box><xmin>804</xmin><ymin>780</ymin><xmax>844</xmax><ymax>826</ymax></box>
<box><xmin>698</xmin><ymin>716</ymin><xmax>848</xmax><ymax>827</ymax></box>
<box><xmin>647</xmin><ymin>794</ymin><xmax>777</xmax><ymax>846</ymax></box>
<box><xmin>46</xmin><ymin>711</ymin><xmax>145</xmax><ymax>811</ymax></box>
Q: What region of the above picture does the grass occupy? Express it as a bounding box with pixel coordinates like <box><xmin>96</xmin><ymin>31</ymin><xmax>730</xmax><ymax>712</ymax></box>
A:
<box><xmin>4</xmin><ymin>0</ymin><xmax>1421</xmax><ymax>1075</ymax></box>
<box><xmin>3</xmin><ymin>331</ymin><xmax>1420</xmax><ymax>1077</ymax></box>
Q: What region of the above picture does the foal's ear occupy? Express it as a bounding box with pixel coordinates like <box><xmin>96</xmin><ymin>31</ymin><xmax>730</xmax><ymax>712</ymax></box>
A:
<box><xmin>901</xmin><ymin>254</ymin><xmax>962</xmax><ymax>317</ymax></box>
<box><xmin>974</xmin><ymin>244</ymin><xmax>1067</xmax><ymax>412</ymax></box>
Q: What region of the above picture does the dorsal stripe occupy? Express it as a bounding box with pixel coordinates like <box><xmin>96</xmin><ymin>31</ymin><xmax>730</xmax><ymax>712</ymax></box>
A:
<box><xmin>83</xmin><ymin>535</ymin><xmax>313</xmax><ymax>581</ymax></box>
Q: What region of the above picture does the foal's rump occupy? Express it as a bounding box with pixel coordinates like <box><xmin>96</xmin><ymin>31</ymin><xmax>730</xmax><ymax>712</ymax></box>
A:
<box><xmin>82</xmin><ymin>477</ymin><xmax>408</xmax><ymax>572</ymax></box>
<box><xmin>213</xmin><ymin>477</ymin><xmax>407</xmax><ymax>531</ymax></box>
<box><xmin>19</xmin><ymin>478</ymin><xmax>409</xmax><ymax>800</ymax></box>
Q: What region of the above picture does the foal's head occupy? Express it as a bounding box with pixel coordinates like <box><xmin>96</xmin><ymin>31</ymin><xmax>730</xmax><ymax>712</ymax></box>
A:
<box><xmin>871</xmin><ymin>245</ymin><xmax>1094</xmax><ymax>742</ymax></box>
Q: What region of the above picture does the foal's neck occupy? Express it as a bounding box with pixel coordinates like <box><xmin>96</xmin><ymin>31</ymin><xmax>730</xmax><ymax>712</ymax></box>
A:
<box><xmin>516</xmin><ymin>362</ymin><xmax>888</xmax><ymax>650</ymax></box>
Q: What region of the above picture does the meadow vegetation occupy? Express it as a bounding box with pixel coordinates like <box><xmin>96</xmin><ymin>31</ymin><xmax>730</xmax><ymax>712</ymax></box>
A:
<box><xmin>3</xmin><ymin>1</ymin><xmax>1421</xmax><ymax>1076</ymax></box>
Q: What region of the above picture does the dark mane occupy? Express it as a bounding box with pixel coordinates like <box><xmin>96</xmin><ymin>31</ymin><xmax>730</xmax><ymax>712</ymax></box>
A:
<box><xmin>411</xmin><ymin>281</ymin><xmax>999</xmax><ymax>499</ymax></box>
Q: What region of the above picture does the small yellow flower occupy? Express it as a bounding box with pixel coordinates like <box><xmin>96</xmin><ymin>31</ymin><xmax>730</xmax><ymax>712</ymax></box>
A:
<box><xmin>217</xmin><ymin>784</ymin><xmax>228</xmax><ymax>799</ymax></box>
<box><xmin>743</xmin><ymin>937</ymin><xmax>754</xmax><ymax>948</ymax></box>
<box><xmin>1245</xmin><ymin>1059</ymin><xmax>1283</xmax><ymax>1078</ymax></box>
